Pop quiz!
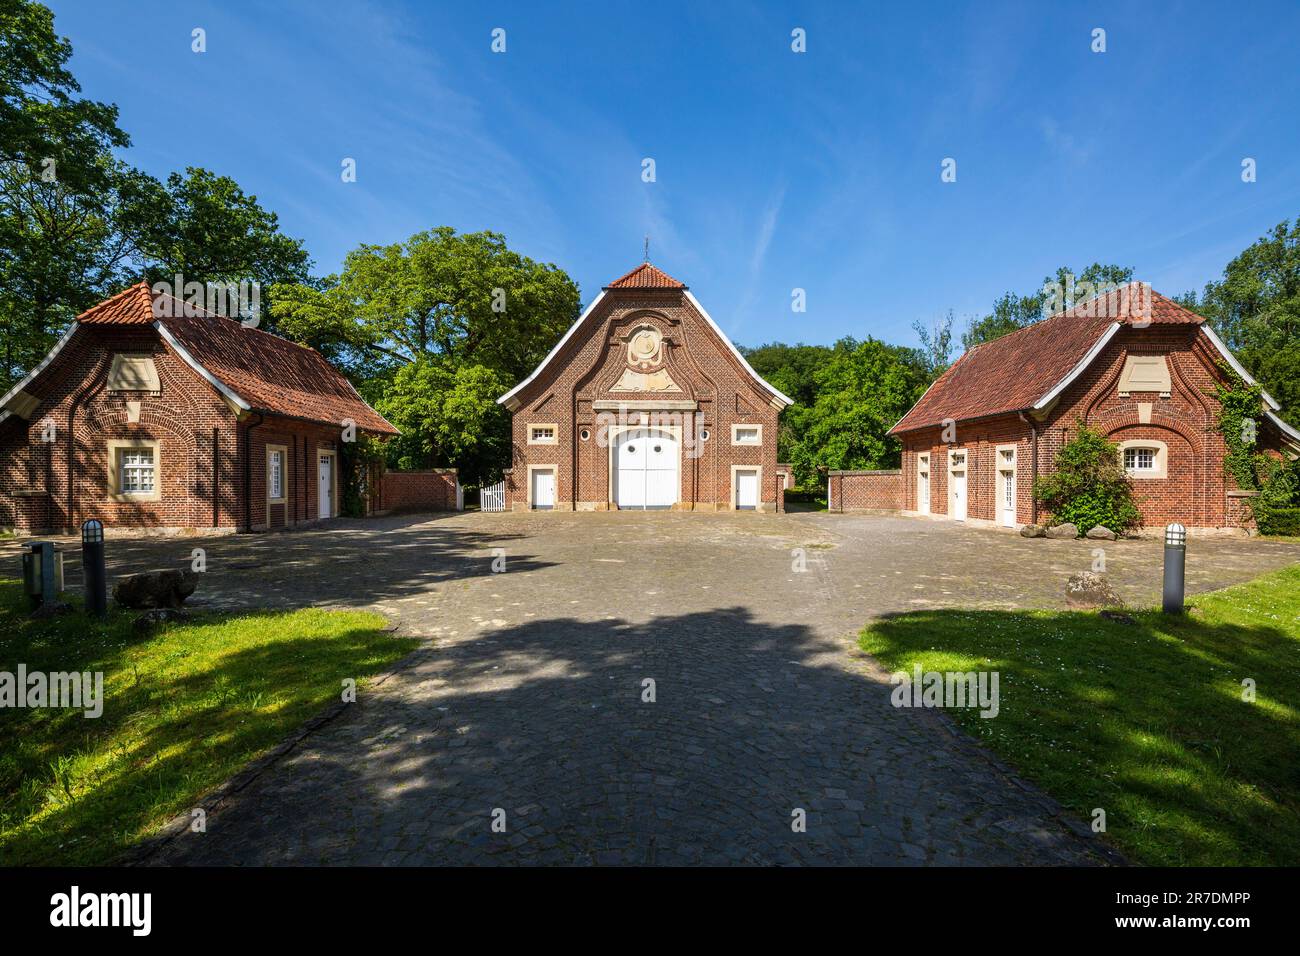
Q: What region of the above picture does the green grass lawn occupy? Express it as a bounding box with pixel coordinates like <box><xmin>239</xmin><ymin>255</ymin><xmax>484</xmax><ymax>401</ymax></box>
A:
<box><xmin>0</xmin><ymin>580</ymin><xmax>419</xmax><ymax>866</ymax></box>
<box><xmin>859</xmin><ymin>564</ymin><xmax>1300</xmax><ymax>866</ymax></box>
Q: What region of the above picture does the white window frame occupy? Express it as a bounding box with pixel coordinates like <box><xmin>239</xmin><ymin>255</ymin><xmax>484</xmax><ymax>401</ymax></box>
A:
<box><xmin>107</xmin><ymin>439</ymin><xmax>161</xmax><ymax>501</ymax></box>
<box><xmin>916</xmin><ymin>452</ymin><xmax>931</xmax><ymax>514</ymax></box>
<box><xmin>267</xmin><ymin>443</ymin><xmax>288</xmax><ymax>505</ymax></box>
<box><xmin>731</xmin><ymin>423</ymin><xmax>763</xmax><ymax>446</ymax></box>
<box><xmin>1119</xmin><ymin>439</ymin><xmax>1168</xmax><ymax>479</ymax></box>
<box><xmin>528</xmin><ymin>423</ymin><xmax>559</xmax><ymax>445</ymax></box>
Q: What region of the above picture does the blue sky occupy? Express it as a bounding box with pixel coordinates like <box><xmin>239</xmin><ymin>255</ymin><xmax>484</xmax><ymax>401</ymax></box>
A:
<box><xmin>49</xmin><ymin>0</ymin><xmax>1300</xmax><ymax>350</ymax></box>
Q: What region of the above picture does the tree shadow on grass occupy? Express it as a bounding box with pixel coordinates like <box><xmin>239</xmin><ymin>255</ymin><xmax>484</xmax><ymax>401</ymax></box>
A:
<box><xmin>862</xmin><ymin>607</ymin><xmax>1300</xmax><ymax>866</ymax></box>
<box><xmin>0</xmin><ymin>618</ymin><xmax>417</xmax><ymax>867</ymax></box>
<box><xmin>138</xmin><ymin>607</ymin><xmax>1115</xmax><ymax>867</ymax></box>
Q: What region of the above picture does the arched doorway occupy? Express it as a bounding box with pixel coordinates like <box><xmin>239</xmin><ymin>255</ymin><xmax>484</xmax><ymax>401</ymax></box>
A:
<box><xmin>614</xmin><ymin>428</ymin><xmax>679</xmax><ymax>509</ymax></box>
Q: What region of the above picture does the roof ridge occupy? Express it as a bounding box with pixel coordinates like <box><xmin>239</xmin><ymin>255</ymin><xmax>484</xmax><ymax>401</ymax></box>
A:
<box><xmin>605</xmin><ymin>262</ymin><xmax>687</xmax><ymax>289</ymax></box>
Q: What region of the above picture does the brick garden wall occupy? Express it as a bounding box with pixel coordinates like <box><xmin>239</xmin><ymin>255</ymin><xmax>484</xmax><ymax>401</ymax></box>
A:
<box><xmin>827</xmin><ymin>470</ymin><xmax>903</xmax><ymax>512</ymax></box>
<box><xmin>379</xmin><ymin>470</ymin><xmax>459</xmax><ymax>512</ymax></box>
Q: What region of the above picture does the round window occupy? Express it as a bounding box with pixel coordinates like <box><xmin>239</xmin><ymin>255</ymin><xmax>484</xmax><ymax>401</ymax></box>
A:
<box><xmin>701</xmin><ymin>429</ymin><xmax>710</xmax><ymax>441</ymax></box>
<box><xmin>580</xmin><ymin>428</ymin><xmax>590</xmax><ymax>441</ymax></box>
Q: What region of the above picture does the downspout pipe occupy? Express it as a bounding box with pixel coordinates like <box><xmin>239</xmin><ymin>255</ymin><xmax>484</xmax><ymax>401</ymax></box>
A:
<box><xmin>242</xmin><ymin>412</ymin><xmax>264</xmax><ymax>532</ymax></box>
<box><xmin>1019</xmin><ymin>412</ymin><xmax>1039</xmax><ymax>525</ymax></box>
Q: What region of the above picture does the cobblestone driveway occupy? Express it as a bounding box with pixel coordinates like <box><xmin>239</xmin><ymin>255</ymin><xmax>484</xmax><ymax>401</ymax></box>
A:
<box><xmin>15</xmin><ymin>513</ymin><xmax>1298</xmax><ymax>865</ymax></box>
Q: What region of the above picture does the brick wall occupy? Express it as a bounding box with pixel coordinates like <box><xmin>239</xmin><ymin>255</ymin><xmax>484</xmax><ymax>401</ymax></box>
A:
<box><xmin>894</xmin><ymin>325</ymin><xmax>1285</xmax><ymax>530</ymax></box>
<box><xmin>0</xmin><ymin>324</ymin><xmax>358</xmax><ymax>534</ymax></box>
<box><xmin>827</xmin><ymin>470</ymin><xmax>903</xmax><ymax>512</ymax></box>
<box><xmin>379</xmin><ymin>470</ymin><xmax>459</xmax><ymax>512</ymax></box>
<box><xmin>507</xmin><ymin>287</ymin><xmax>782</xmax><ymax>511</ymax></box>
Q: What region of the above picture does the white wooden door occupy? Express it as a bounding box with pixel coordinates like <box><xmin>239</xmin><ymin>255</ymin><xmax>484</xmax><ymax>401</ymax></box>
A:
<box><xmin>616</xmin><ymin>429</ymin><xmax>678</xmax><ymax>510</ymax></box>
<box><xmin>949</xmin><ymin>452</ymin><xmax>967</xmax><ymax>521</ymax></box>
<box><xmin>735</xmin><ymin>469</ymin><xmax>759</xmax><ymax>510</ymax></box>
<box><xmin>998</xmin><ymin>448</ymin><xmax>1016</xmax><ymax>527</ymax></box>
<box><xmin>918</xmin><ymin>457</ymin><xmax>930</xmax><ymax>514</ymax></box>
<box><xmin>318</xmin><ymin>455</ymin><xmax>333</xmax><ymax>519</ymax></box>
<box><xmin>531</xmin><ymin>469</ymin><xmax>555</xmax><ymax>509</ymax></box>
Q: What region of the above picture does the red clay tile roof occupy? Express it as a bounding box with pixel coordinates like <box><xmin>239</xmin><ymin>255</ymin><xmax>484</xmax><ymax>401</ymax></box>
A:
<box><xmin>76</xmin><ymin>283</ymin><xmax>397</xmax><ymax>435</ymax></box>
<box><xmin>889</xmin><ymin>286</ymin><xmax>1203</xmax><ymax>435</ymax></box>
<box><xmin>160</xmin><ymin>315</ymin><xmax>398</xmax><ymax>435</ymax></box>
<box><xmin>604</xmin><ymin>262</ymin><xmax>686</xmax><ymax>289</ymax></box>
<box><xmin>76</xmin><ymin>282</ymin><xmax>156</xmax><ymax>324</ymax></box>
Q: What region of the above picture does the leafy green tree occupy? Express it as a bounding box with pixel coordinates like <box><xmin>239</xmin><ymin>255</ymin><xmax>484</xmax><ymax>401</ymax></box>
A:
<box><xmin>785</xmin><ymin>338</ymin><xmax>929</xmax><ymax>487</ymax></box>
<box><xmin>962</xmin><ymin>263</ymin><xmax>1134</xmax><ymax>350</ymax></box>
<box><xmin>0</xmin><ymin>0</ymin><xmax>133</xmax><ymax>387</ymax></box>
<box><xmin>374</xmin><ymin>360</ymin><xmax>512</xmax><ymax>479</ymax></box>
<box><xmin>1035</xmin><ymin>423</ymin><xmax>1141</xmax><ymax>535</ymax></box>
<box><xmin>740</xmin><ymin>342</ymin><xmax>831</xmax><ymax>408</ymax></box>
<box><xmin>912</xmin><ymin>310</ymin><xmax>955</xmax><ymax>375</ymax></box>
<box><xmin>272</xmin><ymin>228</ymin><xmax>579</xmax><ymax>382</ymax></box>
<box><xmin>1182</xmin><ymin>217</ymin><xmax>1300</xmax><ymax>422</ymax></box>
<box><xmin>0</xmin><ymin>3</ymin><xmax>313</xmax><ymax>389</ymax></box>
<box><xmin>133</xmin><ymin>167</ymin><xmax>311</xmax><ymax>291</ymax></box>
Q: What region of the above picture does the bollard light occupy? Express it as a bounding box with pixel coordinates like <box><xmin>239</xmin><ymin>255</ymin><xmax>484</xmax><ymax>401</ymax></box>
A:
<box><xmin>1162</xmin><ymin>522</ymin><xmax>1186</xmax><ymax>614</ymax></box>
<box><xmin>82</xmin><ymin>518</ymin><xmax>108</xmax><ymax>618</ymax></box>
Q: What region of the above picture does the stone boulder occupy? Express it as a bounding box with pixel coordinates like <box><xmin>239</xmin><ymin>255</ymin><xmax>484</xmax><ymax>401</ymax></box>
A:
<box><xmin>1065</xmin><ymin>571</ymin><xmax>1122</xmax><ymax>609</ymax></box>
<box><xmin>1085</xmin><ymin>525</ymin><xmax>1117</xmax><ymax>540</ymax></box>
<box><xmin>1019</xmin><ymin>524</ymin><xmax>1047</xmax><ymax>538</ymax></box>
<box><xmin>113</xmin><ymin>569</ymin><xmax>197</xmax><ymax>609</ymax></box>
<box><xmin>1046</xmin><ymin>522</ymin><xmax>1079</xmax><ymax>539</ymax></box>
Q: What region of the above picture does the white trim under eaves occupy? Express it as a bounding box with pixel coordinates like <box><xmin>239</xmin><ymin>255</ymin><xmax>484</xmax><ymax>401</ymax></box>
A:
<box><xmin>683</xmin><ymin>290</ymin><xmax>793</xmax><ymax>409</ymax></box>
<box><xmin>1200</xmin><ymin>324</ymin><xmax>1280</xmax><ymax>410</ymax></box>
<box><xmin>153</xmin><ymin>320</ymin><xmax>251</xmax><ymax>411</ymax></box>
<box><xmin>498</xmin><ymin>291</ymin><xmax>608</xmax><ymax>406</ymax></box>
<box><xmin>1032</xmin><ymin>321</ymin><xmax>1122</xmax><ymax>412</ymax></box>
<box><xmin>0</xmin><ymin>323</ymin><xmax>81</xmax><ymax>424</ymax></box>
<box><xmin>1266</xmin><ymin>410</ymin><xmax>1300</xmax><ymax>448</ymax></box>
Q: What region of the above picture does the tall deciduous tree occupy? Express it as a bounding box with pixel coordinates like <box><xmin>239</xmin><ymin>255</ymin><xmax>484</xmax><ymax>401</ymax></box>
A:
<box><xmin>962</xmin><ymin>263</ymin><xmax>1134</xmax><ymax>350</ymax></box>
<box><xmin>1181</xmin><ymin>217</ymin><xmax>1300</xmax><ymax>422</ymax></box>
<box><xmin>271</xmin><ymin>227</ymin><xmax>579</xmax><ymax>381</ymax></box>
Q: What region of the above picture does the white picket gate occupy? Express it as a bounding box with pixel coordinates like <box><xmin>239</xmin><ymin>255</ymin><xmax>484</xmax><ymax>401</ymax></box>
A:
<box><xmin>480</xmin><ymin>479</ymin><xmax>506</xmax><ymax>512</ymax></box>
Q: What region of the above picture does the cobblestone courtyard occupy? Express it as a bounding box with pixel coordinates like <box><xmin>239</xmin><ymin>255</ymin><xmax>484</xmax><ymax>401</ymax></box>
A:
<box><xmin>11</xmin><ymin>513</ymin><xmax>1298</xmax><ymax>865</ymax></box>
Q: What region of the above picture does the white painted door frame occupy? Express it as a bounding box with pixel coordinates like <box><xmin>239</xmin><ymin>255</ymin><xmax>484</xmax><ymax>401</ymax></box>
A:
<box><xmin>317</xmin><ymin>451</ymin><xmax>336</xmax><ymax>520</ymax></box>
<box><xmin>948</xmin><ymin>448</ymin><xmax>967</xmax><ymax>522</ymax></box>
<box><xmin>997</xmin><ymin>445</ymin><xmax>1017</xmax><ymax>527</ymax></box>
<box><xmin>917</xmin><ymin>453</ymin><xmax>930</xmax><ymax>514</ymax></box>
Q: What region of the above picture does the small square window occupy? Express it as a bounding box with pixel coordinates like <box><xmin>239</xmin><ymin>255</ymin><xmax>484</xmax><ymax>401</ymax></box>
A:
<box><xmin>1124</xmin><ymin>447</ymin><xmax>1155</xmax><ymax>471</ymax></box>
<box><xmin>118</xmin><ymin>448</ymin><xmax>155</xmax><ymax>494</ymax></box>
<box><xmin>528</xmin><ymin>424</ymin><xmax>558</xmax><ymax>445</ymax></box>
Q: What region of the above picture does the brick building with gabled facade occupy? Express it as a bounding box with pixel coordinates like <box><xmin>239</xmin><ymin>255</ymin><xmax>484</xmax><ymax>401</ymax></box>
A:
<box><xmin>867</xmin><ymin>284</ymin><xmax>1300</xmax><ymax>532</ymax></box>
<box><xmin>0</xmin><ymin>283</ymin><xmax>398</xmax><ymax>534</ymax></box>
<box><xmin>496</xmin><ymin>262</ymin><xmax>793</xmax><ymax>511</ymax></box>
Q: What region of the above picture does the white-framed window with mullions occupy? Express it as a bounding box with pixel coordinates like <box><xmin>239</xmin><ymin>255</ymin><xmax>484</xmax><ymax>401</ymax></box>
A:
<box><xmin>106</xmin><ymin>439</ymin><xmax>161</xmax><ymax>501</ymax></box>
<box><xmin>266</xmin><ymin>443</ymin><xmax>288</xmax><ymax>506</ymax></box>
<box><xmin>1119</xmin><ymin>439</ymin><xmax>1168</xmax><ymax>479</ymax></box>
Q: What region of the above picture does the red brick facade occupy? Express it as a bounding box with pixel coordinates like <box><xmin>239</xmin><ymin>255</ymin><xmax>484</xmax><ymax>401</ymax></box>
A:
<box><xmin>0</xmin><ymin>289</ymin><xmax>396</xmax><ymax>534</ymax></box>
<box><xmin>889</xmin><ymin>308</ymin><xmax>1299</xmax><ymax>532</ymax></box>
<box><xmin>498</xmin><ymin>264</ymin><xmax>791</xmax><ymax>512</ymax></box>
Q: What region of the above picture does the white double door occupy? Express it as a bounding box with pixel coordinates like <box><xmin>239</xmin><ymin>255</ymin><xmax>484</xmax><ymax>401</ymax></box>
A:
<box><xmin>615</xmin><ymin>428</ymin><xmax>678</xmax><ymax>510</ymax></box>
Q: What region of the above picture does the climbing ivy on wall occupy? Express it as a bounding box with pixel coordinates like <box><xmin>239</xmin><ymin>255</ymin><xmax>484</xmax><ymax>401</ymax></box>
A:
<box><xmin>339</xmin><ymin>435</ymin><xmax>386</xmax><ymax>518</ymax></box>
<box><xmin>1211</xmin><ymin>363</ymin><xmax>1268</xmax><ymax>491</ymax></box>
